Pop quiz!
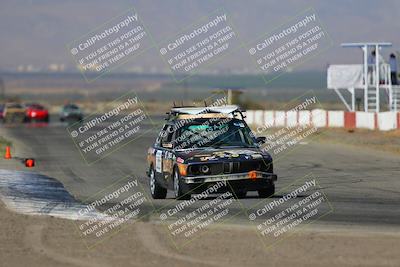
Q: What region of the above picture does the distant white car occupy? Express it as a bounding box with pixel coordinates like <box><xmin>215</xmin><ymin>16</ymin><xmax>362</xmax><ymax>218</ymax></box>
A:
<box><xmin>3</xmin><ymin>103</ymin><xmax>26</xmax><ymax>123</ymax></box>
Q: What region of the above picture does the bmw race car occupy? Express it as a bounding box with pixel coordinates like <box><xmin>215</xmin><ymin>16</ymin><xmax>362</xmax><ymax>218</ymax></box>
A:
<box><xmin>146</xmin><ymin>105</ymin><xmax>277</xmax><ymax>200</ymax></box>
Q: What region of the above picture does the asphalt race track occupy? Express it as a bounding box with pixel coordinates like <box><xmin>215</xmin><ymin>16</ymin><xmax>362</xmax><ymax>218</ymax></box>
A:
<box><xmin>1</xmin><ymin>118</ymin><xmax>400</xmax><ymax>229</ymax></box>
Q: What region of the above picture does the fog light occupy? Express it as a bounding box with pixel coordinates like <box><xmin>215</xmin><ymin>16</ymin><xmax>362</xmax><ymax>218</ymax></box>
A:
<box><xmin>249</xmin><ymin>171</ymin><xmax>257</xmax><ymax>180</ymax></box>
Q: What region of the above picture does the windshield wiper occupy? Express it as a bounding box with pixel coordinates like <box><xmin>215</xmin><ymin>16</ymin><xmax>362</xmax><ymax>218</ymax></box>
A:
<box><xmin>209</xmin><ymin>143</ymin><xmax>255</xmax><ymax>148</ymax></box>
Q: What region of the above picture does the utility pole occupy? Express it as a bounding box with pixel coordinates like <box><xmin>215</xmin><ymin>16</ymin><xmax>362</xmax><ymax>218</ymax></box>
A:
<box><xmin>183</xmin><ymin>79</ymin><xmax>188</xmax><ymax>103</ymax></box>
<box><xmin>0</xmin><ymin>78</ymin><xmax>5</xmax><ymax>100</ymax></box>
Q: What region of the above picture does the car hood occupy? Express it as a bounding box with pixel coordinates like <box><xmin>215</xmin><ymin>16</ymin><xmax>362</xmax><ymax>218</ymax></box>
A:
<box><xmin>175</xmin><ymin>147</ymin><xmax>269</xmax><ymax>163</ymax></box>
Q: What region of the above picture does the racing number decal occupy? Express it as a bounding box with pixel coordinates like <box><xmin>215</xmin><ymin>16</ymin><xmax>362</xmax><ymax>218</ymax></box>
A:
<box><xmin>156</xmin><ymin>150</ymin><xmax>163</xmax><ymax>173</ymax></box>
<box><xmin>164</xmin><ymin>151</ymin><xmax>173</xmax><ymax>173</ymax></box>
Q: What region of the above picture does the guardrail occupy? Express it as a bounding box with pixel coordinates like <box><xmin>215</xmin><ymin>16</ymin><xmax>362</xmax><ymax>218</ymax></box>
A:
<box><xmin>245</xmin><ymin>110</ymin><xmax>400</xmax><ymax>131</ymax></box>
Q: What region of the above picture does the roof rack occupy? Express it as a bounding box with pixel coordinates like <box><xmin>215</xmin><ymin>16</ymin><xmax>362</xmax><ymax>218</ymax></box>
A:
<box><xmin>165</xmin><ymin>105</ymin><xmax>247</xmax><ymax>120</ymax></box>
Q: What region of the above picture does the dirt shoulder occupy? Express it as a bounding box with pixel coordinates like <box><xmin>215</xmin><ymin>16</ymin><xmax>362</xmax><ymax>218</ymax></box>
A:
<box><xmin>1</xmin><ymin>200</ymin><xmax>399</xmax><ymax>267</ymax></box>
<box><xmin>316</xmin><ymin>128</ymin><xmax>400</xmax><ymax>156</ymax></box>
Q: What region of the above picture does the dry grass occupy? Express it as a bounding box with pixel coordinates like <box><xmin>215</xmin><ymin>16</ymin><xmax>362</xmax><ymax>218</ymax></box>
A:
<box><xmin>317</xmin><ymin>128</ymin><xmax>400</xmax><ymax>155</ymax></box>
<box><xmin>0</xmin><ymin>136</ymin><xmax>12</xmax><ymax>153</ymax></box>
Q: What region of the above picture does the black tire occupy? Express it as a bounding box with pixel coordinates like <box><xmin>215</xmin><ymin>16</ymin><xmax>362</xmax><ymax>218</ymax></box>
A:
<box><xmin>173</xmin><ymin>169</ymin><xmax>191</xmax><ymax>200</ymax></box>
<box><xmin>233</xmin><ymin>190</ymin><xmax>247</xmax><ymax>199</ymax></box>
<box><xmin>149</xmin><ymin>167</ymin><xmax>167</xmax><ymax>199</ymax></box>
<box><xmin>258</xmin><ymin>184</ymin><xmax>275</xmax><ymax>198</ymax></box>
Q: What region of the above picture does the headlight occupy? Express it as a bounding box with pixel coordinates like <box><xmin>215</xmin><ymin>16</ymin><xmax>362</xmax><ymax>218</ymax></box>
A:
<box><xmin>200</xmin><ymin>164</ymin><xmax>210</xmax><ymax>174</ymax></box>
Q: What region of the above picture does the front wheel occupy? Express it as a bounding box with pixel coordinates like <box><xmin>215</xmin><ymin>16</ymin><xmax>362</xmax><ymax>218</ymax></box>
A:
<box><xmin>258</xmin><ymin>184</ymin><xmax>275</xmax><ymax>198</ymax></box>
<box><xmin>149</xmin><ymin>167</ymin><xmax>167</xmax><ymax>199</ymax></box>
<box><xmin>173</xmin><ymin>169</ymin><xmax>191</xmax><ymax>200</ymax></box>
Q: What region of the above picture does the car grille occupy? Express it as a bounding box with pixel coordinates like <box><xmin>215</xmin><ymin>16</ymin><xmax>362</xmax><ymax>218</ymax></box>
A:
<box><xmin>188</xmin><ymin>160</ymin><xmax>272</xmax><ymax>176</ymax></box>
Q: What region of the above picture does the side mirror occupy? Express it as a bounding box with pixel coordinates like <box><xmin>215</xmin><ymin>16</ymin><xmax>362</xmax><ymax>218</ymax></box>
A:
<box><xmin>162</xmin><ymin>142</ymin><xmax>173</xmax><ymax>149</ymax></box>
<box><xmin>256</xmin><ymin>136</ymin><xmax>267</xmax><ymax>144</ymax></box>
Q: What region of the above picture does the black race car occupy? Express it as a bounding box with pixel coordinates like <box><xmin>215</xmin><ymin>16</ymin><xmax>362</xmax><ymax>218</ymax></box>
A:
<box><xmin>146</xmin><ymin>105</ymin><xmax>277</xmax><ymax>200</ymax></box>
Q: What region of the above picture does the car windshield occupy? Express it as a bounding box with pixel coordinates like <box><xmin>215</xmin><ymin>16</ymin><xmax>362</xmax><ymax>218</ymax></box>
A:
<box><xmin>7</xmin><ymin>103</ymin><xmax>23</xmax><ymax>109</ymax></box>
<box><xmin>175</xmin><ymin>118</ymin><xmax>256</xmax><ymax>149</ymax></box>
<box><xmin>64</xmin><ymin>104</ymin><xmax>80</xmax><ymax>111</ymax></box>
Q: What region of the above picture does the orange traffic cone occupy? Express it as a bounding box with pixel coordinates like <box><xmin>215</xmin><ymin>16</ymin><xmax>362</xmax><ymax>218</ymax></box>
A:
<box><xmin>4</xmin><ymin>146</ymin><xmax>11</xmax><ymax>159</ymax></box>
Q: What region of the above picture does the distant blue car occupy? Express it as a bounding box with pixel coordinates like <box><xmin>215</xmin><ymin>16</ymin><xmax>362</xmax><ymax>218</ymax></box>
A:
<box><xmin>60</xmin><ymin>104</ymin><xmax>83</xmax><ymax>122</ymax></box>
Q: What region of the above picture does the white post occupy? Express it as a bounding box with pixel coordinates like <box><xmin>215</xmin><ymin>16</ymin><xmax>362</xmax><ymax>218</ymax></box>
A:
<box><xmin>375</xmin><ymin>44</ymin><xmax>380</xmax><ymax>112</ymax></box>
<box><xmin>363</xmin><ymin>45</ymin><xmax>368</xmax><ymax>112</ymax></box>
<box><xmin>227</xmin><ymin>89</ymin><xmax>233</xmax><ymax>105</ymax></box>
<box><xmin>351</xmin><ymin>88</ymin><xmax>355</xmax><ymax>111</ymax></box>
<box><xmin>388</xmin><ymin>64</ymin><xmax>393</xmax><ymax>111</ymax></box>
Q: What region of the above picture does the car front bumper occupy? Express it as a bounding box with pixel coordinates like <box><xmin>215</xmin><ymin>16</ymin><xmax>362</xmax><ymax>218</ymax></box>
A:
<box><xmin>183</xmin><ymin>171</ymin><xmax>277</xmax><ymax>184</ymax></box>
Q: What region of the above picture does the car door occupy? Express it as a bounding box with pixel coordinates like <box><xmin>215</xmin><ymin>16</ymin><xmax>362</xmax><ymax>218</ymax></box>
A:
<box><xmin>154</xmin><ymin>124</ymin><xmax>174</xmax><ymax>187</ymax></box>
